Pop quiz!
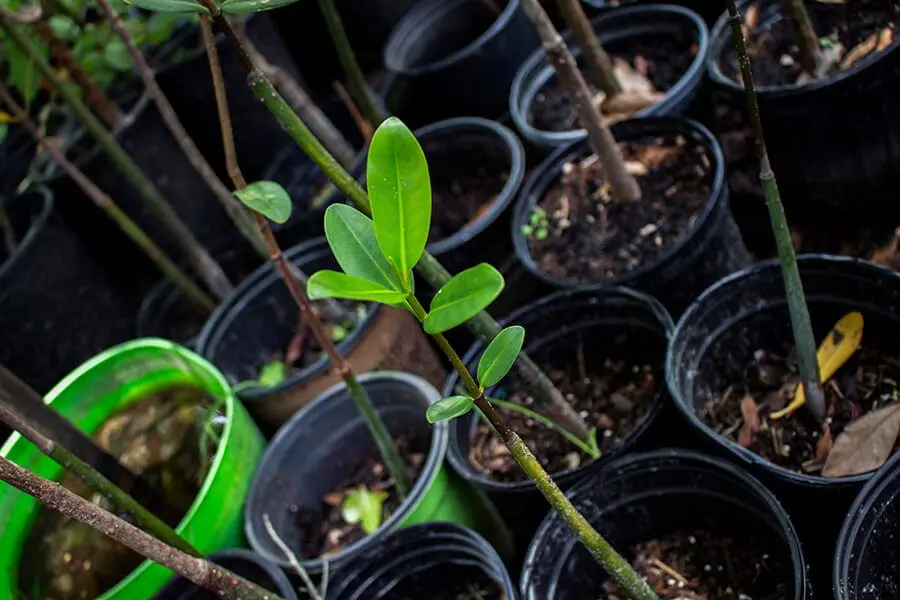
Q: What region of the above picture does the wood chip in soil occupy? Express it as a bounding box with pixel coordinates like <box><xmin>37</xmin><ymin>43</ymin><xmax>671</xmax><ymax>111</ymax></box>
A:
<box><xmin>601</xmin><ymin>529</ymin><xmax>789</xmax><ymax>600</ymax></box>
<box><xmin>526</xmin><ymin>134</ymin><xmax>712</xmax><ymax>284</ymax></box>
<box><xmin>702</xmin><ymin>344</ymin><xmax>900</xmax><ymax>476</ymax></box>
<box><xmin>469</xmin><ymin>351</ymin><xmax>658</xmax><ymax>482</ymax></box>
<box><xmin>292</xmin><ymin>433</ymin><xmax>428</xmax><ymax>558</ymax></box>
<box><xmin>429</xmin><ymin>169</ymin><xmax>509</xmax><ymax>244</ymax></box>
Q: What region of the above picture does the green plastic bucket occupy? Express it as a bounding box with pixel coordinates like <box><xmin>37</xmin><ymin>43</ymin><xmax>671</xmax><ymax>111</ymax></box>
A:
<box><xmin>0</xmin><ymin>338</ymin><xmax>265</xmax><ymax>600</ymax></box>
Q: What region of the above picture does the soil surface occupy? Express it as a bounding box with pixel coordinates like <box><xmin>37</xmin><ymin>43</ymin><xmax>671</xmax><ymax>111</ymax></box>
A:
<box><xmin>529</xmin><ymin>37</ymin><xmax>694</xmax><ymax>132</ymax></box>
<box><xmin>720</xmin><ymin>0</ymin><xmax>900</xmax><ymax>87</ymax></box>
<box><xmin>293</xmin><ymin>433</ymin><xmax>429</xmax><ymax>558</ymax></box>
<box><xmin>18</xmin><ymin>386</ymin><xmax>219</xmax><ymax>600</ymax></box>
<box><xmin>469</xmin><ymin>350</ymin><xmax>658</xmax><ymax>482</ymax></box>
<box><xmin>395</xmin><ymin>566</ymin><xmax>506</xmax><ymax>600</ymax></box>
<box><xmin>702</xmin><ymin>344</ymin><xmax>900</xmax><ymax>475</ymax></box>
<box><xmin>601</xmin><ymin>529</ymin><xmax>790</xmax><ymax>600</ymax></box>
<box><xmin>526</xmin><ymin>133</ymin><xmax>712</xmax><ymax>284</ymax></box>
<box><xmin>428</xmin><ymin>169</ymin><xmax>509</xmax><ymax>244</ymax></box>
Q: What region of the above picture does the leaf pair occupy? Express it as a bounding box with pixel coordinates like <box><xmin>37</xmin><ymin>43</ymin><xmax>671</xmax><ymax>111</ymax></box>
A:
<box><xmin>125</xmin><ymin>0</ymin><xmax>300</xmax><ymax>14</ymax></box>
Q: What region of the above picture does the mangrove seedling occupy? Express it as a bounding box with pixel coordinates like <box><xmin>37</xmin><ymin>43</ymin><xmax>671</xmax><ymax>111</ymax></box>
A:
<box><xmin>521</xmin><ymin>207</ymin><xmax>549</xmax><ymax>241</ymax></box>
<box><xmin>341</xmin><ymin>485</ymin><xmax>388</xmax><ymax>535</ymax></box>
<box><xmin>307</xmin><ymin>116</ymin><xmax>659</xmax><ymax>600</ymax></box>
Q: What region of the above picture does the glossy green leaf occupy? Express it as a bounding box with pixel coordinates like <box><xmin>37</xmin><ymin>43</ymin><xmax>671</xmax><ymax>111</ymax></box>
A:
<box><xmin>477</xmin><ymin>326</ymin><xmax>525</xmax><ymax>388</ymax></box>
<box><xmin>323</xmin><ymin>204</ymin><xmax>403</xmax><ymax>292</ymax></box>
<box><xmin>220</xmin><ymin>0</ymin><xmax>300</xmax><ymax>13</ymax></box>
<box><xmin>48</xmin><ymin>15</ymin><xmax>78</xmax><ymax>41</ymax></box>
<box><xmin>124</xmin><ymin>0</ymin><xmax>210</xmax><ymax>12</ymax></box>
<box><xmin>426</xmin><ymin>396</ymin><xmax>475</xmax><ymax>423</ymax></box>
<box><xmin>366</xmin><ymin>117</ymin><xmax>431</xmax><ymax>290</ymax></box>
<box><xmin>104</xmin><ymin>39</ymin><xmax>132</xmax><ymax>71</ymax></box>
<box><xmin>423</xmin><ymin>263</ymin><xmax>504</xmax><ymax>334</ymax></box>
<box><xmin>341</xmin><ymin>486</ymin><xmax>387</xmax><ymax>534</ymax></box>
<box><xmin>258</xmin><ymin>361</ymin><xmax>286</xmax><ymax>387</ymax></box>
<box><xmin>233</xmin><ymin>181</ymin><xmax>292</xmax><ymax>223</ymax></box>
<box><xmin>307</xmin><ymin>270</ymin><xmax>405</xmax><ymax>305</ymax></box>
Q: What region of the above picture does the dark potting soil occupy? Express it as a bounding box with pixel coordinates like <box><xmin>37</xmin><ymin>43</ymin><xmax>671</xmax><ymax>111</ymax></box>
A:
<box><xmin>18</xmin><ymin>386</ymin><xmax>220</xmax><ymax>600</ymax></box>
<box><xmin>469</xmin><ymin>350</ymin><xmax>658</xmax><ymax>482</ymax></box>
<box><xmin>601</xmin><ymin>529</ymin><xmax>789</xmax><ymax>600</ymax></box>
<box><xmin>721</xmin><ymin>0</ymin><xmax>900</xmax><ymax>87</ymax></box>
<box><xmin>292</xmin><ymin>433</ymin><xmax>429</xmax><ymax>558</ymax></box>
<box><xmin>392</xmin><ymin>565</ymin><xmax>505</xmax><ymax>600</ymax></box>
<box><xmin>428</xmin><ymin>169</ymin><xmax>509</xmax><ymax>244</ymax></box>
<box><xmin>702</xmin><ymin>344</ymin><xmax>900</xmax><ymax>475</ymax></box>
<box><xmin>526</xmin><ymin>134</ymin><xmax>712</xmax><ymax>284</ymax></box>
<box><xmin>529</xmin><ymin>38</ymin><xmax>694</xmax><ymax>132</ymax></box>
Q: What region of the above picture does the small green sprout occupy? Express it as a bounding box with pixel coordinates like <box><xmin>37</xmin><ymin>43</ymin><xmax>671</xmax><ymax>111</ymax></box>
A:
<box><xmin>341</xmin><ymin>485</ymin><xmax>388</xmax><ymax>534</ymax></box>
<box><xmin>521</xmin><ymin>207</ymin><xmax>549</xmax><ymax>241</ymax></box>
<box><xmin>232</xmin><ymin>360</ymin><xmax>287</xmax><ymax>393</ymax></box>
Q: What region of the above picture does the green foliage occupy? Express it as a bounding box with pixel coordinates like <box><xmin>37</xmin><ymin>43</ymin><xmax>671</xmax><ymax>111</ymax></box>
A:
<box><xmin>341</xmin><ymin>485</ymin><xmax>388</xmax><ymax>535</ymax></box>
<box><xmin>220</xmin><ymin>0</ymin><xmax>301</xmax><ymax>14</ymax></box>
<box><xmin>0</xmin><ymin>124</ymin><xmax>7</xmax><ymax>144</ymax></box>
<box><xmin>423</xmin><ymin>263</ymin><xmax>503</xmax><ymax>334</ymax></box>
<box><xmin>426</xmin><ymin>395</ymin><xmax>475</xmax><ymax>423</ymax></box>
<box><xmin>521</xmin><ymin>207</ymin><xmax>548</xmax><ymax>241</ymax></box>
<box><xmin>324</xmin><ymin>204</ymin><xmax>403</xmax><ymax>293</ymax></box>
<box><xmin>307</xmin><ymin>270</ymin><xmax>405</xmax><ymax>305</ymax></box>
<box><xmin>124</xmin><ymin>0</ymin><xmax>209</xmax><ymax>13</ymax></box>
<box><xmin>366</xmin><ymin>116</ymin><xmax>431</xmax><ymax>291</ymax></box>
<box><xmin>477</xmin><ymin>326</ymin><xmax>525</xmax><ymax>388</ymax></box>
<box><xmin>232</xmin><ymin>360</ymin><xmax>286</xmax><ymax>392</ymax></box>
<box><xmin>234</xmin><ymin>180</ymin><xmax>292</xmax><ymax>223</ymax></box>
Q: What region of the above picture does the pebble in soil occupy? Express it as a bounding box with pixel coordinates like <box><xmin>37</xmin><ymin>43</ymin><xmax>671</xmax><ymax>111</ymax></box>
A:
<box><xmin>292</xmin><ymin>433</ymin><xmax>428</xmax><ymax>558</ymax></box>
<box><xmin>469</xmin><ymin>344</ymin><xmax>660</xmax><ymax>482</ymax></box>
<box><xmin>702</xmin><ymin>344</ymin><xmax>900</xmax><ymax>475</ymax></box>
<box><xmin>720</xmin><ymin>0</ymin><xmax>900</xmax><ymax>88</ymax></box>
<box><xmin>428</xmin><ymin>169</ymin><xmax>509</xmax><ymax>244</ymax></box>
<box><xmin>391</xmin><ymin>565</ymin><xmax>506</xmax><ymax>600</ymax></box>
<box><xmin>601</xmin><ymin>530</ymin><xmax>790</xmax><ymax>600</ymax></box>
<box><xmin>526</xmin><ymin>133</ymin><xmax>712</xmax><ymax>284</ymax></box>
<box><xmin>529</xmin><ymin>36</ymin><xmax>696</xmax><ymax>132</ymax></box>
<box><xmin>18</xmin><ymin>386</ymin><xmax>222</xmax><ymax>600</ymax></box>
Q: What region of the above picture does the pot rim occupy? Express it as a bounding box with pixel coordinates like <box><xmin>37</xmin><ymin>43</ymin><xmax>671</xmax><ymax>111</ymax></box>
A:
<box><xmin>0</xmin><ymin>186</ymin><xmax>53</xmax><ymax>284</ymax></box>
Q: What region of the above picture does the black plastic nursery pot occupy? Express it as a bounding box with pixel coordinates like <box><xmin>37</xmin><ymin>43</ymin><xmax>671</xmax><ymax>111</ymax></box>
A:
<box><xmin>383</xmin><ymin>0</ymin><xmax>540</xmax><ymax>128</ymax></box>
<box><xmin>443</xmin><ymin>286</ymin><xmax>676</xmax><ymax>559</ymax></box>
<box><xmin>509</xmin><ymin>4</ymin><xmax>710</xmax><ymax>150</ymax></box>
<box><xmin>0</xmin><ymin>186</ymin><xmax>136</xmax><ymax>394</ymax></box>
<box><xmin>512</xmin><ymin>116</ymin><xmax>750</xmax><ymax>317</ymax></box>
<box><xmin>152</xmin><ymin>549</ymin><xmax>297</xmax><ymax>600</ymax></box>
<box><xmin>196</xmin><ymin>237</ymin><xmax>446</xmax><ymax>429</ymax></box>
<box><xmin>244</xmin><ymin>372</ymin><xmax>510</xmax><ymax>578</ymax></box>
<box><xmin>0</xmin><ymin>125</ymin><xmax>37</xmax><ymax>196</ymax></box>
<box><xmin>834</xmin><ymin>450</ymin><xmax>900</xmax><ymax>600</ymax></box>
<box><xmin>581</xmin><ymin>0</ymin><xmax>725</xmax><ymax>25</ymax></box>
<box><xmin>329</xmin><ymin>522</ymin><xmax>518</xmax><ymax>600</ymax></box>
<box><xmin>522</xmin><ymin>450</ymin><xmax>811</xmax><ymax>599</ymax></box>
<box><xmin>667</xmin><ymin>254</ymin><xmax>900</xmax><ymax>595</ymax></box>
<box><xmin>708</xmin><ymin>0</ymin><xmax>900</xmax><ymax>215</ymax></box>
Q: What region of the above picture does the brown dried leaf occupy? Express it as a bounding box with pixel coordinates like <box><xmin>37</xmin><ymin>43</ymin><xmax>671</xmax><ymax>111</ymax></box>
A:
<box><xmin>613</xmin><ymin>57</ymin><xmax>656</xmax><ymax>94</ymax></box>
<box><xmin>625</xmin><ymin>160</ymin><xmax>649</xmax><ymax>176</ymax></box>
<box><xmin>876</xmin><ymin>27</ymin><xmax>894</xmax><ymax>52</ymax></box>
<box><xmin>603</xmin><ymin>90</ymin><xmax>666</xmax><ymax>124</ymax></box>
<box><xmin>841</xmin><ymin>31</ymin><xmax>879</xmax><ymax>71</ymax></box>
<box><xmin>816</xmin><ymin>424</ymin><xmax>833</xmax><ymax>462</ymax></box>
<box><xmin>822</xmin><ymin>404</ymin><xmax>900</xmax><ymax>477</ymax></box>
<box><xmin>745</xmin><ymin>3</ymin><xmax>759</xmax><ymax>30</ymax></box>
<box><xmin>870</xmin><ymin>227</ymin><xmax>900</xmax><ymax>270</ymax></box>
<box><xmin>738</xmin><ymin>395</ymin><xmax>760</xmax><ymax>448</ymax></box>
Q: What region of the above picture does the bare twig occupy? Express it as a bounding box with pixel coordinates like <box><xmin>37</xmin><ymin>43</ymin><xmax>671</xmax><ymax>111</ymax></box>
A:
<box><xmin>333</xmin><ymin>80</ymin><xmax>372</xmax><ymax>142</ymax></box>
<box><xmin>263</xmin><ymin>514</ymin><xmax>324</xmax><ymax>600</ymax></box>
<box><xmin>555</xmin><ymin>0</ymin><xmax>621</xmax><ymax>97</ymax></box>
<box><xmin>784</xmin><ymin>0</ymin><xmax>820</xmax><ymax>74</ymax></box>
<box><xmin>0</xmin><ymin>4</ymin><xmax>41</xmax><ymax>22</ymax></box>
<box><xmin>0</xmin><ymin>455</ymin><xmax>283</xmax><ymax>600</ymax></box>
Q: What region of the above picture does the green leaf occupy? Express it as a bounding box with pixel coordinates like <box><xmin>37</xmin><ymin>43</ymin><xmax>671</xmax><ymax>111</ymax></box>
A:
<box><xmin>258</xmin><ymin>361</ymin><xmax>286</xmax><ymax>387</ymax></box>
<box><xmin>0</xmin><ymin>124</ymin><xmax>8</xmax><ymax>145</ymax></box>
<box><xmin>123</xmin><ymin>0</ymin><xmax>210</xmax><ymax>14</ymax></box>
<box><xmin>324</xmin><ymin>204</ymin><xmax>403</xmax><ymax>292</ymax></box>
<box><xmin>426</xmin><ymin>396</ymin><xmax>475</xmax><ymax>423</ymax></box>
<box><xmin>477</xmin><ymin>326</ymin><xmax>525</xmax><ymax>388</ymax></box>
<box><xmin>366</xmin><ymin>117</ymin><xmax>431</xmax><ymax>290</ymax></box>
<box><xmin>103</xmin><ymin>39</ymin><xmax>132</xmax><ymax>71</ymax></box>
<box><xmin>220</xmin><ymin>0</ymin><xmax>300</xmax><ymax>14</ymax></box>
<box><xmin>308</xmin><ymin>270</ymin><xmax>405</xmax><ymax>305</ymax></box>
<box><xmin>233</xmin><ymin>181</ymin><xmax>292</xmax><ymax>223</ymax></box>
<box><xmin>423</xmin><ymin>263</ymin><xmax>504</xmax><ymax>334</ymax></box>
<box><xmin>341</xmin><ymin>486</ymin><xmax>388</xmax><ymax>534</ymax></box>
<box><xmin>48</xmin><ymin>15</ymin><xmax>78</xmax><ymax>41</ymax></box>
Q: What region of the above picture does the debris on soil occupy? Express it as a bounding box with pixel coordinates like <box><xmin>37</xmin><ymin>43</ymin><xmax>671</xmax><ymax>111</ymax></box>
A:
<box><xmin>469</xmin><ymin>351</ymin><xmax>658</xmax><ymax>482</ymax></box>
<box><xmin>293</xmin><ymin>433</ymin><xmax>427</xmax><ymax>558</ymax></box>
<box><xmin>525</xmin><ymin>133</ymin><xmax>711</xmax><ymax>284</ymax></box>
<box><xmin>601</xmin><ymin>529</ymin><xmax>789</xmax><ymax>599</ymax></box>
<box><xmin>429</xmin><ymin>169</ymin><xmax>509</xmax><ymax>244</ymax></box>
<box><xmin>18</xmin><ymin>386</ymin><xmax>219</xmax><ymax>600</ymax></box>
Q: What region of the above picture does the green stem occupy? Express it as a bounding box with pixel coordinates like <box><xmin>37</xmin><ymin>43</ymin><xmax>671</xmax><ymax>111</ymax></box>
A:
<box><xmin>488</xmin><ymin>397</ymin><xmax>598</xmax><ymax>458</ymax></box>
<box><xmin>725</xmin><ymin>0</ymin><xmax>825</xmax><ymax>422</ymax></box>
<box><xmin>317</xmin><ymin>0</ymin><xmax>386</xmax><ymax>127</ymax></box>
<box><xmin>405</xmin><ymin>295</ymin><xmax>656</xmax><ymax>600</ymax></box>
<box><xmin>0</xmin><ymin>17</ymin><xmax>232</xmax><ymax>301</ymax></box>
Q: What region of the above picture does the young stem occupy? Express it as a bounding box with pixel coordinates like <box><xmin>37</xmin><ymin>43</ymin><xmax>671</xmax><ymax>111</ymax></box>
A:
<box><xmin>317</xmin><ymin>0</ymin><xmax>386</xmax><ymax>127</ymax></box>
<box><xmin>554</xmin><ymin>0</ymin><xmax>621</xmax><ymax>97</ymax></box>
<box><xmin>97</xmin><ymin>0</ymin><xmax>268</xmax><ymax>262</ymax></box>
<box><xmin>0</xmin><ymin>17</ymin><xmax>233</xmax><ymax>301</ymax></box>
<box><xmin>405</xmin><ymin>295</ymin><xmax>657</xmax><ymax>600</ymax></box>
<box><xmin>725</xmin><ymin>0</ymin><xmax>825</xmax><ymax>422</ymax></box>
<box><xmin>198</xmin><ymin>11</ymin><xmax>410</xmax><ymax>497</ymax></box>
<box><xmin>0</xmin><ymin>83</ymin><xmax>216</xmax><ymax>312</ymax></box>
<box><xmin>203</xmin><ymin>10</ymin><xmax>592</xmax><ymax>440</ymax></box>
<box><xmin>489</xmin><ymin>397</ymin><xmax>598</xmax><ymax>457</ymax></box>
<box><xmin>783</xmin><ymin>0</ymin><xmax>820</xmax><ymax>74</ymax></box>
<box><xmin>0</xmin><ymin>366</ymin><xmax>200</xmax><ymax>555</ymax></box>
<box><xmin>0</xmin><ymin>456</ymin><xmax>283</xmax><ymax>600</ymax></box>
